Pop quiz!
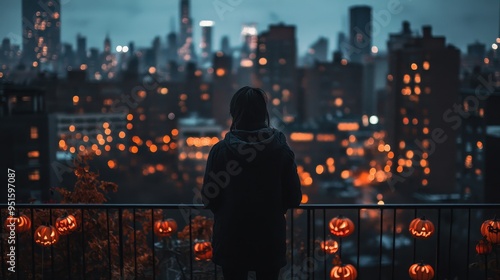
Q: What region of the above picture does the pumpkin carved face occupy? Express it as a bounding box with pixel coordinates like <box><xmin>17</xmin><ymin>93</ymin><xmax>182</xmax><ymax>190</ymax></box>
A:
<box><xmin>154</xmin><ymin>219</ymin><xmax>177</xmax><ymax>238</ymax></box>
<box><xmin>409</xmin><ymin>217</ymin><xmax>434</xmax><ymax>239</ymax></box>
<box><xmin>4</xmin><ymin>214</ymin><xmax>31</xmax><ymax>233</ymax></box>
<box><xmin>329</xmin><ymin>216</ymin><xmax>355</xmax><ymax>237</ymax></box>
<box><xmin>320</xmin><ymin>239</ymin><xmax>339</xmax><ymax>254</ymax></box>
<box><xmin>194</xmin><ymin>241</ymin><xmax>212</xmax><ymax>261</ymax></box>
<box><xmin>35</xmin><ymin>225</ymin><xmax>59</xmax><ymax>247</ymax></box>
<box><xmin>480</xmin><ymin>218</ymin><xmax>500</xmax><ymax>244</ymax></box>
<box><xmin>330</xmin><ymin>264</ymin><xmax>357</xmax><ymax>280</ymax></box>
<box><xmin>409</xmin><ymin>262</ymin><xmax>434</xmax><ymax>280</ymax></box>
<box><xmin>55</xmin><ymin>214</ymin><xmax>77</xmax><ymax>235</ymax></box>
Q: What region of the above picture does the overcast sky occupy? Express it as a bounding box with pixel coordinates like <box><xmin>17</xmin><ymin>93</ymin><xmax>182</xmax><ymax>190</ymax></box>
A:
<box><xmin>0</xmin><ymin>0</ymin><xmax>498</xmax><ymax>56</ymax></box>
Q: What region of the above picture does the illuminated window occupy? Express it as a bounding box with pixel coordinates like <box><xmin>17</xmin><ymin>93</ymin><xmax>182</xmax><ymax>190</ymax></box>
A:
<box><xmin>30</xmin><ymin>127</ymin><xmax>38</xmax><ymax>139</ymax></box>
<box><xmin>28</xmin><ymin>150</ymin><xmax>40</xmax><ymax>158</ymax></box>
<box><xmin>423</xmin><ymin>61</ymin><xmax>430</xmax><ymax>70</ymax></box>
<box><xmin>29</xmin><ymin>170</ymin><xmax>40</xmax><ymax>181</ymax></box>
<box><xmin>403</xmin><ymin>74</ymin><xmax>411</xmax><ymax>84</ymax></box>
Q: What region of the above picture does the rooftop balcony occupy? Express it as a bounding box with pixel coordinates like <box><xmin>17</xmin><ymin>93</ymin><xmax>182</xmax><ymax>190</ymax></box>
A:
<box><xmin>1</xmin><ymin>203</ymin><xmax>499</xmax><ymax>279</ymax></box>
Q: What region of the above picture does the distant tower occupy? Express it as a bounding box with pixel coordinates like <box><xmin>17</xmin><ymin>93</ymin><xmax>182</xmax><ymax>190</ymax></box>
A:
<box><xmin>76</xmin><ymin>34</ymin><xmax>87</xmax><ymax>65</ymax></box>
<box><xmin>199</xmin><ymin>21</ymin><xmax>214</xmax><ymax>66</ymax></box>
<box><xmin>305</xmin><ymin>37</ymin><xmax>328</xmax><ymax>66</ymax></box>
<box><xmin>22</xmin><ymin>0</ymin><xmax>61</xmax><ymax>70</ymax></box>
<box><xmin>240</xmin><ymin>23</ymin><xmax>258</xmax><ymax>62</ymax></box>
<box><xmin>178</xmin><ymin>0</ymin><xmax>195</xmax><ymax>62</ymax></box>
<box><xmin>349</xmin><ymin>6</ymin><xmax>372</xmax><ymax>63</ymax></box>
<box><xmin>221</xmin><ymin>36</ymin><xmax>231</xmax><ymax>55</ymax></box>
<box><xmin>256</xmin><ymin>23</ymin><xmax>297</xmax><ymax>118</ymax></box>
<box><xmin>104</xmin><ymin>34</ymin><xmax>111</xmax><ymax>54</ymax></box>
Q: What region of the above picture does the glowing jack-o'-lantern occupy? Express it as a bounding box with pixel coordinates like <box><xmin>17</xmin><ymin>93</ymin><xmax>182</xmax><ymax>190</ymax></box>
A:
<box><xmin>329</xmin><ymin>216</ymin><xmax>355</xmax><ymax>237</ymax></box>
<box><xmin>480</xmin><ymin>217</ymin><xmax>500</xmax><ymax>244</ymax></box>
<box><xmin>55</xmin><ymin>214</ymin><xmax>77</xmax><ymax>235</ymax></box>
<box><xmin>409</xmin><ymin>217</ymin><xmax>434</xmax><ymax>239</ymax></box>
<box><xmin>321</xmin><ymin>239</ymin><xmax>339</xmax><ymax>254</ymax></box>
<box><xmin>34</xmin><ymin>225</ymin><xmax>59</xmax><ymax>247</ymax></box>
<box><xmin>154</xmin><ymin>218</ymin><xmax>177</xmax><ymax>238</ymax></box>
<box><xmin>4</xmin><ymin>214</ymin><xmax>31</xmax><ymax>233</ymax></box>
<box><xmin>408</xmin><ymin>262</ymin><xmax>434</xmax><ymax>280</ymax></box>
<box><xmin>330</xmin><ymin>263</ymin><xmax>357</xmax><ymax>280</ymax></box>
<box><xmin>194</xmin><ymin>241</ymin><xmax>213</xmax><ymax>261</ymax></box>
<box><xmin>475</xmin><ymin>238</ymin><xmax>492</xmax><ymax>255</ymax></box>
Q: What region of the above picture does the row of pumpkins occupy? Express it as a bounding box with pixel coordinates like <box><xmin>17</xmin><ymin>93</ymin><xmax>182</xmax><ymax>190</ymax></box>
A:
<box><xmin>5</xmin><ymin>214</ymin><xmax>500</xmax><ymax>279</ymax></box>
<box><xmin>4</xmin><ymin>214</ymin><xmax>213</xmax><ymax>261</ymax></box>
<box><xmin>322</xmin><ymin>215</ymin><xmax>500</xmax><ymax>280</ymax></box>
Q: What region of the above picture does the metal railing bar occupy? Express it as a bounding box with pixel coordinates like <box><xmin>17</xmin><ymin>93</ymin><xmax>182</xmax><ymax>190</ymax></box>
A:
<box><xmin>118</xmin><ymin>208</ymin><xmax>124</xmax><ymax>279</ymax></box>
<box><xmin>466</xmin><ymin>207</ymin><xmax>471</xmax><ymax>280</ymax></box>
<box><xmin>379</xmin><ymin>208</ymin><xmax>383</xmax><ymax>280</ymax></box>
<box><xmin>448</xmin><ymin>208</ymin><xmax>453</xmax><ymax>279</ymax></box>
<box><xmin>151</xmin><ymin>208</ymin><xmax>155</xmax><ymax>279</ymax></box>
<box><xmin>357</xmin><ymin>208</ymin><xmax>361</xmax><ymax>279</ymax></box>
<box><xmin>133</xmin><ymin>208</ymin><xmax>137</xmax><ymax>279</ymax></box>
<box><xmin>436</xmin><ymin>208</ymin><xmax>442</xmax><ymax>280</ymax></box>
<box><xmin>106</xmin><ymin>208</ymin><xmax>112</xmax><ymax>280</ymax></box>
<box><xmin>391</xmin><ymin>208</ymin><xmax>396</xmax><ymax>280</ymax></box>
<box><xmin>81</xmin><ymin>208</ymin><xmax>86</xmax><ymax>278</ymax></box>
<box><xmin>323</xmin><ymin>208</ymin><xmax>327</xmax><ymax>280</ymax></box>
<box><xmin>3</xmin><ymin>203</ymin><xmax>499</xmax><ymax>210</ymax></box>
<box><xmin>49</xmin><ymin>208</ymin><xmax>54</xmax><ymax>279</ymax></box>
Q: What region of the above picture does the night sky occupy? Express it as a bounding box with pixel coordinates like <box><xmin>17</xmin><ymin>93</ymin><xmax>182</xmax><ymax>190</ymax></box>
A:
<box><xmin>0</xmin><ymin>0</ymin><xmax>499</xmax><ymax>55</ymax></box>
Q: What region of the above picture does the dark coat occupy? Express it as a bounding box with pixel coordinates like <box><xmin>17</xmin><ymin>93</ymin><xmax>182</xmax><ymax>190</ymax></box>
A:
<box><xmin>202</xmin><ymin>127</ymin><xmax>302</xmax><ymax>270</ymax></box>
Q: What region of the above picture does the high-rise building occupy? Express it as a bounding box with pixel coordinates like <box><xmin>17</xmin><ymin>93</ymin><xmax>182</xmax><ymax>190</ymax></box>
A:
<box><xmin>240</xmin><ymin>23</ymin><xmax>258</xmax><ymax>65</ymax></box>
<box><xmin>386</xmin><ymin>25</ymin><xmax>461</xmax><ymax>199</ymax></box>
<box><xmin>212</xmin><ymin>52</ymin><xmax>234</xmax><ymax>127</ymax></box>
<box><xmin>22</xmin><ymin>0</ymin><xmax>61</xmax><ymax>70</ymax></box>
<box><xmin>199</xmin><ymin>21</ymin><xmax>214</xmax><ymax>66</ymax></box>
<box><xmin>303</xmin><ymin>56</ymin><xmax>364</xmax><ymax>120</ymax></box>
<box><xmin>221</xmin><ymin>36</ymin><xmax>231</xmax><ymax>56</ymax></box>
<box><xmin>167</xmin><ymin>32</ymin><xmax>178</xmax><ymax>63</ymax></box>
<box><xmin>0</xmin><ymin>85</ymin><xmax>57</xmax><ymax>203</ymax></box>
<box><xmin>178</xmin><ymin>0</ymin><xmax>195</xmax><ymax>62</ymax></box>
<box><xmin>256</xmin><ymin>23</ymin><xmax>297</xmax><ymax>119</ymax></box>
<box><xmin>76</xmin><ymin>34</ymin><xmax>87</xmax><ymax>66</ymax></box>
<box><xmin>349</xmin><ymin>6</ymin><xmax>371</xmax><ymax>63</ymax></box>
<box><xmin>304</xmin><ymin>37</ymin><xmax>328</xmax><ymax>66</ymax></box>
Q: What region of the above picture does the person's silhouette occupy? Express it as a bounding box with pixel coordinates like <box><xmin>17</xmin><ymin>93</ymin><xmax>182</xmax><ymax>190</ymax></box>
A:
<box><xmin>202</xmin><ymin>86</ymin><xmax>302</xmax><ymax>279</ymax></box>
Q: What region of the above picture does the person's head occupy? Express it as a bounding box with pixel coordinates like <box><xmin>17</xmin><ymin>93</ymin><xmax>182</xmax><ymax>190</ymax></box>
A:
<box><xmin>229</xmin><ymin>86</ymin><xmax>270</xmax><ymax>131</ymax></box>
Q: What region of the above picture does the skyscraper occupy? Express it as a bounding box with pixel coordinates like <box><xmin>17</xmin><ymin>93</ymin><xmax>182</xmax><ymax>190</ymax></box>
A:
<box><xmin>349</xmin><ymin>6</ymin><xmax>371</xmax><ymax>63</ymax></box>
<box><xmin>256</xmin><ymin>23</ymin><xmax>297</xmax><ymax>119</ymax></box>
<box><xmin>199</xmin><ymin>21</ymin><xmax>214</xmax><ymax>66</ymax></box>
<box><xmin>22</xmin><ymin>0</ymin><xmax>61</xmax><ymax>70</ymax></box>
<box><xmin>386</xmin><ymin>25</ymin><xmax>460</xmax><ymax>199</ymax></box>
<box><xmin>178</xmin><ymin>0</ymin><xmax>195</xmax><ymax>62</ymax></box>
<box><xmin>76</xmin><ymin>34</ymin><xmax>87</xmax><ymax>66</ymax></box>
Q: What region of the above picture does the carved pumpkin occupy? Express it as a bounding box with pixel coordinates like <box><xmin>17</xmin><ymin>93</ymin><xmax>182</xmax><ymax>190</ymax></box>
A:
<box><xmin>4</xmin><ymin>214</ymin><xmax>31</xmax><ymax>233</ymax></box>
<box><xmin>321</xmin><ymin>239</ymin><xmax>339</xmax><ymax>254</ymax></box>
<box><xmin>409</xmin><ymin>262</ymin><xmax>434</xmax><ymax>280</ymax></box>
<box><xmin>409</xmin><ymin>217</ymin><xmax>434</xmax><ymax>239</ymax></box>
<box><xmin>480</xmin><ymin>217</ymin><xmax>500</xmax><ymax>244</ymax></box>
<box><xmin>34</xmin><ymin>225</ymin><xmax>59</xmax><ymax>247</ymax></box>
<box><xmin>329</xmin><ymin>216</ymin><xmax>355</xmax><ymax>237</ymax></box>
<box><xmin>194</xmin><ymin>241</ymin><xmax>213</xmax><ymax>261</ymax></box>
<box><xmin>475</xmin><ymin>238</ymin><xmax>492</xmax><ymax>255</ymax></box>
<box><xmin>154</xmin><ymin>218</ymin><xmax>177</xmax><ymax>238</ymax></box>
<box><xmin>330</xmin><ymin>263</ymin><xmax>357</xmax><ymax>280</ymax></box>
<box><xmin>55</xmin><ymin>214</ymin><xmax>77</xmax><ymax>235</ymax></box>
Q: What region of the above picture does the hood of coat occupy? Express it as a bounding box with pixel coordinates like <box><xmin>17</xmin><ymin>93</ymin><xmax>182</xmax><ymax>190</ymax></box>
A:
<box><xmin>223</xmin><ymin>127</ymin><xmax>287</xmax><ymax>162</ymax></box>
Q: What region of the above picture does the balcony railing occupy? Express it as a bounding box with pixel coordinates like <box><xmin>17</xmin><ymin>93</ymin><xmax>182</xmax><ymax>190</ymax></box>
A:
<box><xmin>1</xmin><ymin>203</ymin><xmax>499</xmax><ymax>279</ymax></box>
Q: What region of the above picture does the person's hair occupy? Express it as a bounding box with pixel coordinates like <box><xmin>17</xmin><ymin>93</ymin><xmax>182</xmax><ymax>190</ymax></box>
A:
<box><xmin>229</xmin><ymin>86</ymin><xmax>270</xmax><ymax>131</ymax></box>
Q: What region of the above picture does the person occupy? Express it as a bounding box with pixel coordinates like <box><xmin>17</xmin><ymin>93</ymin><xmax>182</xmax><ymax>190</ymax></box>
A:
<box><xmin>202</xmin><ymin>86</ymin><xmax>302</xmax><ymax>279</ymax></box>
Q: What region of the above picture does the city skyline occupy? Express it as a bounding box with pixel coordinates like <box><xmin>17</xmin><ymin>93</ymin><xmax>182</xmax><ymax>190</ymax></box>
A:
<box><xmin>1</xmin><ymin>0</ymin><xmax>499</xmax><ymax>55</ymax></box>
